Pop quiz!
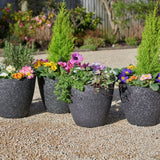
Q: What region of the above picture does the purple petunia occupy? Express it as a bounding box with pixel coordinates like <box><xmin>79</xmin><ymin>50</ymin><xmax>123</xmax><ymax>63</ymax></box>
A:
<box><xmin>70</xmin><ymin>52</ymin><xmax>83</xmax><ymax>64</ymax></box>
<box><xmin>156</xmin><ymin>73</ymin><xmax>160</xmax><ymax>83</ymax></box>
<box><xmin>118</xmin><ymin>74</ymin><xmax>129</xmax><ymax>83</ymax></box>
<box><xmin>122</xmin><ymin>68</ymin><xmax>133</xmax><ymax>75</ymax></box>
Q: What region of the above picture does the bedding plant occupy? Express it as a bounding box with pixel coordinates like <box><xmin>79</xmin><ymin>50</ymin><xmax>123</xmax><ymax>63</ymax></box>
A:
<box><xmin>53</xmin><ymin>52</ymin><xmax>118</xmax><ymax>103</ymax></box>
<box><xmin>0</xmin><ymin>41</ymin><xmax>35</xmax><ymax>80</ymax></box>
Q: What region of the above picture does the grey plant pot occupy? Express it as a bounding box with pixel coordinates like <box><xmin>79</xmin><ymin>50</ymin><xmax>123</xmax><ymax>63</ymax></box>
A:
<box><xmin>69</xmin><ymin>84</ymin><xmax>114</xmax><ymax>128</ymax></box>
<box><xmin>119</xmin><ymin>84</ymin><xmax>160</xmax><ymax>126</ymax></box>
<box><xmin>38</xmin><ymin>77</ymin><xmax>70</xmax><ymax>114</ymax></box>
<box><xmin>0</xmin><ymin>78</ymin><xmax>36</xmax><ymax>118</ymax></box>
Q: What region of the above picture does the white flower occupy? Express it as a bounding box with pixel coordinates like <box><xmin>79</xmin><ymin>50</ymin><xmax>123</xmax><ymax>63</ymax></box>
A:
<box><xmin>6</xmin><ymin>65</ymin><xmax>15</xmax><ymax>73</ymax></box>
<box><xmin>0</xmin><ymin>72</ymin><xmax>8</xmax><ymax>77</ymax></box>
<box><xmin>110</xmin><ymin>70</ymin><xmax>117</xmax><ymax>75</ymax></box>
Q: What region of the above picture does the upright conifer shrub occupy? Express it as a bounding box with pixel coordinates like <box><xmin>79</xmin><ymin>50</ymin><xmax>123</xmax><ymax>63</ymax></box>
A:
<box><xmin>47</xmin><ymin>2</ymin><xmax>75</xmax><ymax>63</ymax></box>
<box><xmin>136</xmin><ymin>3</ymin><xmax>160</xmax><ymax>75</ymax></box>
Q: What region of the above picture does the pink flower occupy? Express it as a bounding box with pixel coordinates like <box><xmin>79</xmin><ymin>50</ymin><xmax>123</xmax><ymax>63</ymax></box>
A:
<box><xmin>70</xmin><ymin>52</ymin><xmax>83</xmax><ymax>64</ymax></box>
<box><xmin>140</xmin><ymin>74</ymin><xmax>152</xmax><ymax>81</ymax></box>
<box><xmin>58</xmin><ymin>62</ymin><xmax>67</xmax><ymax>68</ymax></box>
<box><xmin>42</xmin><ymin>15</ymin><xmax>46</xmax><ymax>20</ymax></box>
<box><xmin>35</xmin><ymin>16</ymin><xmax>40</xmax><ymax>21</ymax></box>
<box><xmin>19</xmin><ymin>22</ymin><xmax>23</xmax><ymax>28</ymax></box>
<box><xmin>67</xmin><ymin>60</ymin><xmax>74</xmax><ymax>69</ymax></box>
<box><xmin>25</xmin><ymin>36</ymin><xmax>29</xmax><ymax>41</ymax></box>
<box><xmin>38</xmin><ymin>19</ymin><xmax>42</xmax><ymax>24</ymax></box>
<box><xmin>18</xmin><ymin>10</ymin><xmax>21</xmax><ymax>13</ymax></box>
<box><xmin>29</xmin><ymin>26</ymin><xmax>33</xmax><ymax>29</ymax></box>
<box><xmin>65</xmin><ymin>66</ymin><xmax>71</xmax><ymax>74</ymax></box>
<box><xmin>19</xmin><ymin>66</ymin><xmax>34</xmax><ymax>79</ymax></box>
<box><xmin>47</xmin><ymin>23</ymin><xmax>51</xmax><ymax>27</ymax></box>
<box><xmin>6</xmin><ymin>8</ymin><xmax>10</xmax><ymax>12</ymax></box>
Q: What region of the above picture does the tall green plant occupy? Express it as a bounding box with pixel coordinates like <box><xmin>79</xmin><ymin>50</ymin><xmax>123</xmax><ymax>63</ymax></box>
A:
<box><xmin>136</xmin><ymin>3</ymin><xmax>160</xmax><ymax>75</ymax></box>
<box><xmin>47</xmin><ymin>2</ymin><xmax>75</xmax><ymax>63</ymax></box>
<box><xmin>3</xmin><ymin>41</ymin><xmax>34</xmax><ymax>70</ymax></box>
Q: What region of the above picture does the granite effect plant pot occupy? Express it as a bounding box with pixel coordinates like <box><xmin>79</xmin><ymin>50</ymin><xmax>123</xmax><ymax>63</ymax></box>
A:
<box><xmin>0</xmin><ymin>78</ymin><xmax>36</xmax><ymax>118</ymax></box>
<box><xmin>38</xmin><ymin>77</ymin><xmax>70</xmax><ymax>114</ymax></box>
<box><xmin>69</xmin><ymin>84</ymin><xmax>114</xmax><ymax>128</ymax></box>
<box><xmin>119</xmin><ymin>84</ymin><xmax>160</xmax><ymax>126</ymax></box>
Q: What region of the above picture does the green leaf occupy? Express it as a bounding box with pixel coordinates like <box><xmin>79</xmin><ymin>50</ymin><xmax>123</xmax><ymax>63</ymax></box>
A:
<box><xmin>150</xmin><ymin>83</ymin><xmax>159</xmax><ymax>91</ymax></box>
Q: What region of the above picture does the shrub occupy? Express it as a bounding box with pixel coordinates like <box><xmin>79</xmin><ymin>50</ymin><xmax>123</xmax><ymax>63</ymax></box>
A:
<box><xmin>135</xmin><ymin>3</ymin><xmax>160</xmax><ymax>75</ymax></box>
<box><xmin>47</xmin><ymin>2</ymin><xmax>75</xmax><ymax>63</ymax></box>
<box><xmin>70</xmin><ymin>6</ymin><xmax>101</xmax><ymax>35</ymax></box>
<box><xmin>79</xmin><ymin>44</ymin><xmax>97</xmax><ymax>51</ymax></box>
<box><xmin>3</xmin><ymin>41</ymin><xmax>35</xmax><ymax>70</ymax></box>
<box><xmin>125</xmin><ymin>37</ymin><xmax>137</xmax><ymax>46</ymax></box>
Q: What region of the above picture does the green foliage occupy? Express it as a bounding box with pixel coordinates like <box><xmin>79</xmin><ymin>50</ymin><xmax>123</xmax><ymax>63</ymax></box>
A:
<box><xmin>79</xmin><ymin>44</ymin><xmax>97</xmax><ymax>51</ymax></box>
<box><xmin>112</xmin><ymin>0</ymin><xmax>156</xmax><ymax>30</ymax></box>
<box><xmin>55</xmin><ymin>65</ymin><xmax>117</xmax><ymax>103</ymax></box>
<box><xmin>125</xmin><ymin>37</ymin><xmax>137</xmax><ymax>46</ymax></box>
<box><xmin>3</xmin><ymin>41</ymin><xmax>34</xmax><ymax>70</ymax></box>
<box><xmin>136</xmin><ymin>4</ymin><xmax>160</xmax><ymax>75</ymax></box>
<box><xmin>47</xmin><ymin>2</ymin><xmax>75</xmax><ymax>63</ymax></box>
<box><xmin>70</xmin><ymin>6</ymin><xmax>101</xmax><ymax>35</ymax></box>
<box><xmin>84</xmin><ymin>37</ymin><xmax>105</xmax><ymax>47</ymax></box>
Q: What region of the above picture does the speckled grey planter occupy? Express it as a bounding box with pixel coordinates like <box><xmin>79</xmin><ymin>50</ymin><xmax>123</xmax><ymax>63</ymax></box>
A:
<box><xmin>0</xmin><ymin>78</ymin><xmax>35</xmax><ymax>118</ymax></box>
<box><xmin>119</xmin><ymin>84</ymin><xmax>160</xmax><ymax>126</ymax></box>
<box><xmin>69</xmin><ymin>84</ymin><xmax>114</xmax><ymax>128</ymax></box>
<box><xmin>38</xmin><ymin>77</ymin><xmax>70</xmax><ymax>114</ymax></box>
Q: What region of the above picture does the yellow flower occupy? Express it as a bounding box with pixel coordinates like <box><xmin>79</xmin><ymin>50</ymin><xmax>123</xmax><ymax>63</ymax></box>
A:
<box><xmin>127</xmin><ymin>65</ymin><xmax>135</xmax><ymax>70</ymax></box>
<box><xmin>50</xmin><ymin>63</ymin><xmax>57</xmax><ymax>71</ymax></box>
<box><xmin>34</xmin><ymin>60</ymin><xmax>42</xmax><ymax>69</ymax></box>
<box><xmin>43</xmin><ymin>62</ymin><xmax>52</xmax><ymax>67</ymax></box>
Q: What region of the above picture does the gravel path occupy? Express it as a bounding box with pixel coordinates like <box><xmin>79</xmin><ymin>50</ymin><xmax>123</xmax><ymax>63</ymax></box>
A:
<box><xmin>0</xmin><ymin>48</ymin><xmax>160</xmax><ymax>160</ymax></box>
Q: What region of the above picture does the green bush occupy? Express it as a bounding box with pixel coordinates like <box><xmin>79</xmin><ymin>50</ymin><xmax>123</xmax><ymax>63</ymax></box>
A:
<box><xmin>79</xmin><ymin>44</ymin><xmax>97</xmax><ymax>51</ymax></box>
<box><xmin>47</xmin><ymin>2</ymin><xmax>75</xmax><ymax>63</ymax></box>
<box><xmin>3</xmin><ymin>41</ymin><xmax>34</xmax><ymax>70</ymax></box>
<box><xmin>84</xmin><ymin>38</ymin><xmax>105</xmax><ymax>48</ymax></box>
<box><xmin>70</xmin><ymin>6</ymin><xmax>101</xmax><ymax>35</ymax></box>
<box><xmin>136</xmin><ymin>3</ymin><xmax>160</xmax><ymax>75</ymax></box>
<box><xmin>125</xmin><ymin>37</ymin><xmax>137</xmax><ymax>46</ymax></box>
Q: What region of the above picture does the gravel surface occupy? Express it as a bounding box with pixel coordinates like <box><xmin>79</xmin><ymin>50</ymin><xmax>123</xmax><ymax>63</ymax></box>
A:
<box><xmin>0</xmin><ymin>48</ymin><xmax>160</xmax><ymax>160</ymax></box>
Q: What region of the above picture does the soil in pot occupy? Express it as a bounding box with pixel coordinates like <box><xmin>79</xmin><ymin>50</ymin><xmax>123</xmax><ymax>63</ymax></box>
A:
<box><xmin>69</xmin><ymin>84</ymin><xmax>114</xmax><ymax>128</ymax></box>
<box><xmin>0</xmin><ymin>78</ymin><xmax>36</xmax><ymax>118</ymax></box>
<box><xmin>38</xmin><ymin>77</ymin><xmax>70</xmax><ymax>114</ymax></box>
<box><xmin>119</xmin><ymin>84</ymin><xmax>160</xmax><ymax>126</ymax></box>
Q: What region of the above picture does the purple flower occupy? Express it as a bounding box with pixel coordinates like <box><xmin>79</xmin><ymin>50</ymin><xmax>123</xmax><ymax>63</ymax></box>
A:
<box><xmin>90</xmin><ymin>63</ymin><xmax>106</xmax><ymax>71</ymax></box>
<box><xmin>156</xmin><ymin>73</ymin><xmax>160</xmax><ymax>83</ymax></box>
<box><xmin>81</xmin><ymin>63</ymin><xmax>89</xmax><ymax>69</ymax></box>
<box><xmin>70</xmin><ymin>52</ymin><xmax>83</xmax><ymax>64</ymax></box>
<box><xmin>119</xmin><ymin>74</ymin><xmax>129</xmax><ymax>83</ymax></box>
<box><xmin>122</xmin><ymin>68</ymin><xmax>133</xmax><ymax>75</ymax></box>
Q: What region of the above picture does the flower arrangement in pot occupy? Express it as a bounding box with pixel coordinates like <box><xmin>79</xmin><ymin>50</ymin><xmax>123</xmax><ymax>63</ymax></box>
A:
<box><xmin>34</xmin><ymin>59</ymin><xmax>70</xmax><ymax>113</ymax></box>
<box><xmin>54</xmin><ymin>52</ymin><xmax>118</xmax><ymax>128</ymax></box>
<box><xmin>34</xmin><ymin>2</ymin><xmax>75</xmax><ymax>114</ymax></box>
<box><xmin>0</xmin><ymin>41</ymin><xmax>35</xmax><ymax>118</ymax></box>
<box><xmin>118</xmin><ymin>4</ymin><xmax>160</xmax><ymax>126</ymax></box>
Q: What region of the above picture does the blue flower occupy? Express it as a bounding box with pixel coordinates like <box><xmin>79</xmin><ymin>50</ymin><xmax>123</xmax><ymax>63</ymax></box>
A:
<box><xmin>119</xmin><ymin>74</ymin><xmax>129</xmax><ymax>83</ymax></box>
<box><xmin>122</xmin><ymin>68</ymin><xmax>133</xmax><ymax>75</ymax></box>
<box><xmin>156</xmin><ymin>73</ymin><xmax>160</xmax><ymax>83</ymax></box>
